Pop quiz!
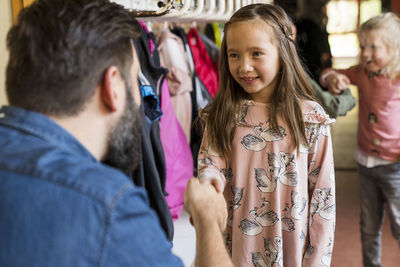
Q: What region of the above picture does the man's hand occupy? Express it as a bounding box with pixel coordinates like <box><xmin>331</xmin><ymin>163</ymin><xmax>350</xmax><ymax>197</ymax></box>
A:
<box><xmin>184</xmin><ymin>178</ymin><xmax>227</xmax><ymax>232</ymax></box>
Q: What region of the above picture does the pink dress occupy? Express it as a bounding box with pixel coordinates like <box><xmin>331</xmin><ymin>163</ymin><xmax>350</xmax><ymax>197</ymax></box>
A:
<box><xmin>198</xmin><ymin>100</ymin><xmax>336</xmax><ymax>266</ymax></box>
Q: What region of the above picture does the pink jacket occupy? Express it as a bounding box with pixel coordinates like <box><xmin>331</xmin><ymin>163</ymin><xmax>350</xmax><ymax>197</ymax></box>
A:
<box><xmin>159</xmin><ymin>79</ymin><xmax>194</xmax><ymax>220</ymax></box>
<box><xmin>157</xmin><ymin>27</ymin><xmax>193</xmax><ymax>143</ymax></box>
<box><xmin>322</xmin><ymin>65</ymin><xmax>400</xmax><ymax>161</ymax></box>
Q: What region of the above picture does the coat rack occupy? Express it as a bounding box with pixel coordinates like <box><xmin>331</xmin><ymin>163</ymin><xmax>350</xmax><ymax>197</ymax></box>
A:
<box><xmin>124</xmin><ymin>0</ymin><xmax>272</xmax><ymax>21</ymax></box>
<box><xmin>12</xmin><ymin>0</ymin><xmax>273</xmax><ymax>24</ymax></box>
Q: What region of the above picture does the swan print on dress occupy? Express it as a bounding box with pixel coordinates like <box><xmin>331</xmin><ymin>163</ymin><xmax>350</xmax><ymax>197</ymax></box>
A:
<box><xmin>251</xmin><ymin>236</ymin><xmax>283</xmax><ymax>267</ymax></box>
<box><xmin>281</xmin><ymin>204</ymin><xmax>295</xmax><ymax>232</ymax></box>
<box><xmin>241</xmin><ymin>123</ymin><xmax>287</xmax><ymax>152</ymax></box>
<box><xmin>254</xmin><ymin>168</ymin><xmax>278</xmax><ymax>193</ymax></box>
<box><xmin>197</xmin><ymin>156</ymin><xmax>213</xmax><ymax>169</ymax></box>
<box><xmin>227</xmin><ymin>186</ymin><xmax>244</xmax><ymax>227</ymax></box>
<box><xmin>239</xmin><ymin>200</ymin><xmax>279</xmax><ymax>236</ymax></box>
<box><xmin>300</xmin><ymin>105</ymin><xmax>332</xmax><ymax>154</ymax></box>
<box><xmin>321</xmin><ymin>237</ymin><xmax>334</xmax><ymax>266</ymax></box>
<box><xmin>236</xmin><ymin>105</ymin><xmax>249</xmax><ymax>125</ymax></box>
<box><xmin>198</xmin><ymin>147</ymin><xmax>215</xmax><ymax>169</ymax></box>
<box><xmin>221</xmin><ymin>168</ymin><xmax>233</xmax><ymax>183</ymax></box>
<box><xmin>252</xmin><ymin>252</ymin><xmax>268</xmax><ymax>267</ymax></box>
<box><xmin>299</xmin><ymin>122</ymin><xmax>323</xmax><ymax>154</ymax></box>
<box><xmin>290</xmin><ymin>191</ymin><xmax>307</xmax><ymax>220</ymax></box>
<box><xmin>310</xmin><ymin>188</ymin><xmax>335</xmax><ymax>226</ymax></box>
<box><xmin>308</xmin><ymin>161</ymin><xmax>321</xmax><ymax>190</ymax></box>
<box><xmin>230</xmin><ymin>186</ymin><xmax>244</xmax><ymax>210</ymax></box>
<box><xmin>198</xmin><ymin>146</ymin><xmax>226</xmax><ymax>177</ymax></box>
<box><xmin>267</xmin><ymin>152</ymin><xmax>298</xmax><ymax>187</ymax></box>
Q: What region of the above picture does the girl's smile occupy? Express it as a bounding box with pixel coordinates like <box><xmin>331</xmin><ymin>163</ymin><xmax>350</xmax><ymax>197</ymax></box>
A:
<box><xmin>240</xmin><ymin>75</ymin><xmax>259</xmax><ymax>85</ymax></box>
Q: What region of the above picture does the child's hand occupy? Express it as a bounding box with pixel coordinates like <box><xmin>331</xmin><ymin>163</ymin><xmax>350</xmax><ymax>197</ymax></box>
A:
<box><xmin>198</xmin><ymin>176</ymin><xmax>225</xmax><ymax>193</ymax></box>
<box><xmin>325</xmin><ymin>72</ymin><xmax>350</xmax><ymax>95</ymax></box>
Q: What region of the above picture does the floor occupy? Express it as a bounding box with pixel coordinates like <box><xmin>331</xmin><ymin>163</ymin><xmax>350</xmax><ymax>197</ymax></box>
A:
<box><xmin>172</xmin><ymin>210</ymin><xmax>196</xmax><ymax>266</ymax></box>
<box><xmin>172</xmin><ymin>85</ymin><xmax>400</xmax><ymax>266</ymax></box>
<box><xmin>332</xmin><ymin>169</ymin><xmax>399</xmax><ymax>267</ymax></box>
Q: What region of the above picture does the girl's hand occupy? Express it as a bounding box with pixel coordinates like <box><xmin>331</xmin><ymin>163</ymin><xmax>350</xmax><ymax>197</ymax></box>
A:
<box><xmin>198</xmin><ymin>176</ymin><xmax>225</xmax><ymax>193</ymax></box>
<box><xmin>325</xmin><ymin>72</ymin><xmax>350</xmax><ymax>95</ymax></box>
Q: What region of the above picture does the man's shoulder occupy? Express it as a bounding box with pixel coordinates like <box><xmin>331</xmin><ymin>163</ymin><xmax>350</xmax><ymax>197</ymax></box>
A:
<box><xmin>0</xmin><ymin>130</ymin><xmax>143</xmax><ymax>210</ymax></box>
<box><xmin>56</xmin><ymin>156</ymin><xmax>141</xmax><ymax>208</ymax></box>
<box><xmin>0</xmin><ymin>129</ymin><xmax>172</xmax><ymax>267</ymax></box>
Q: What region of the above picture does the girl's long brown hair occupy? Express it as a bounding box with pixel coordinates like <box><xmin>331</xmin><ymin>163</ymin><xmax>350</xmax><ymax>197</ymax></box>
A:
<box><xmin>202</xmin><ymin>3</ymin><xmax>316</xmax><ymax>157</ymax></box>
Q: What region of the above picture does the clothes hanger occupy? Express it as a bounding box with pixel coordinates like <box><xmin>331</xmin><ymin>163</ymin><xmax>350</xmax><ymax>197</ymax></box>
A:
<box><xmin>234</xmin><ymin>0</ymin><xmax>241</xmax><ymax>12</ymax></box>
<box><xmin>220</xmin><ymin>0</ymin><xmax>234</xmax><ymax>21</ymax></box>
<box><xmin>131</xmin><ymin>0</ymin><xmax>174</xmax><ymax>17</ymax></box>
<box><xmin>163</xmin><ymin>0</ymin><xmax>192</xmax><ymax>18</ymax></box>
<box><xmin>181</xmin><ymin>0</ymin><xmax>205</xmax><ymax>19</ymax></box>
<box><xmin>197</xmin><ymin>0</ymin><xmax>216</xmax><ymax>19</ymax></box>
<box><xmin>131</xmin><ymin>0</ymin><xmax>239</xmax><ymax>23</ymax></box>
<box><xmin>205</xmin><ymin>0</ymin><xmax>226</xmax><ymax>21</ymax></box>
<box><xmin>141</xmin><ymin>0</ymin><xmax>204</xmax><ymax>22</ymax></box>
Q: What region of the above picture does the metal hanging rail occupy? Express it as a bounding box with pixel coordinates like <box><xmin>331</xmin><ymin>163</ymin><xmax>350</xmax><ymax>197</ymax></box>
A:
<box><xmin>131</xmin><ymin>0</ymin><xmax>174</xmax><ymax>17</ymax></box>
<box><xmin>116</xmin><ymin>0</ymin><xmax>272</xmax><ymax>21</ymax></box>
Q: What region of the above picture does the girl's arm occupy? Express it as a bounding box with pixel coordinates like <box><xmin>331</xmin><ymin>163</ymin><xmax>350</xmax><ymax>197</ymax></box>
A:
<box><xmin>303</xmin><ymin>122</ymin><xmax>336</xmax><ymax>266</ymax></box>
<box><xmin>197</xmin><ymin>129</ymin><xmax>228</xmax><ymax>193</ymax></box>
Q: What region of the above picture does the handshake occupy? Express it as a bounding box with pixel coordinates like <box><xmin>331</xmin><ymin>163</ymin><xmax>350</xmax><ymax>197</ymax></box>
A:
<box><xmin>320</xmin><ymin>69</ymin><xmax>351</xmax><ymax>95</ymax></box>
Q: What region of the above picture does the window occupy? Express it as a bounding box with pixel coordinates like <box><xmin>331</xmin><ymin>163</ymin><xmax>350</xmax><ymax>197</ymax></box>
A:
<box><xmin>326</xmin><ymin>0</ymin><xmax>382</xmax><ymax>59</ymax></box>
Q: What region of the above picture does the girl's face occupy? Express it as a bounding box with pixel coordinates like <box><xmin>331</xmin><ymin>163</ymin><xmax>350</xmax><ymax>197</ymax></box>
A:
<box><xmin>226</xmin><ymin>20</ymin><xmax>280</xmax><ymax>103</ymax></box>
<box><xmin>359</xmin><ymin>29</ymin><xmax>391</xmax><ymax>74</ymax></box>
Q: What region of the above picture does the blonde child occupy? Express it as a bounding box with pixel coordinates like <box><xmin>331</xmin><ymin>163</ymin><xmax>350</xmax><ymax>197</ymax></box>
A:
<box><xmin>197</xmin><ymin>4</ymin><xmax>336</xmax><ymax>266</ymax></box>
<box><xmin>320</xmin><ymin>12</ymin><xmax>400</xmax><ymax>267</ymax></box>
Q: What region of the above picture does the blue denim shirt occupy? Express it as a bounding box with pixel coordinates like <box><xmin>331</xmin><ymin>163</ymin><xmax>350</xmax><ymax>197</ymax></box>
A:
<box><xmin>0</xmin><ymin>106</ymin><xmax>183</xmax><ymax>267</ymax></box>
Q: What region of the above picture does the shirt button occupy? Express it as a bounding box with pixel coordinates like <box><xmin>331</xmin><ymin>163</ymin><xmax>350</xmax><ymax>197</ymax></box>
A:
<box><xmin>368</xmin><ymin>113</ymin><xmax>377</xmax><ymax>124</ymax></box>
<box><xmin>373</xmin><ymin>138</ymin><xmax>380</xmax><ymax>146</ymax></box>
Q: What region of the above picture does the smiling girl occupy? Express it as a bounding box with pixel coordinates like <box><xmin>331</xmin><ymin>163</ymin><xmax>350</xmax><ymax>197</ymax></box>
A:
<box><xmin>320</xmin><ymin>12</ymin><xmax>400</xmax><ymax>267</ymax></box>
<box><xmin>197</xmin><ymin>4</ymin><xmax>336</xmax><ymax>266</ymax></box>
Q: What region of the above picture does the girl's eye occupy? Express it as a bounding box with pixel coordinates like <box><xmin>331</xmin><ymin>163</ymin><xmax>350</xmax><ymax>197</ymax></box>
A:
<box><xmin>228</xmin><ymin>53</ymin><xmax>238</xmax><ymax>58</ymax></box>
<box><xmin>253</xmin><ymin>51</ymin><xmax>263</xmax><ymax>57</ymax></box>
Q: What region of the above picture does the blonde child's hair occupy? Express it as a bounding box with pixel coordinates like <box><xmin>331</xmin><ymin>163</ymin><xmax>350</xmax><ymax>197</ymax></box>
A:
<box><xmin>201</xmin><ymin>3</ymin><xmax>315</xmax><ymax>157</ymax></box>
<box><xmin>358</xmin><ymin>12</ymin><xmax>400</xmax><ymax>79</ymax></box>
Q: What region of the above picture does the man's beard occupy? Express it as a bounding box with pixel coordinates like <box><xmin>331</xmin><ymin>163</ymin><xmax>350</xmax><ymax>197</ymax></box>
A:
<box><xmin>103</xmin><ymin>79</ymin><xmax>141</xmax><ymax>174</ymax></box>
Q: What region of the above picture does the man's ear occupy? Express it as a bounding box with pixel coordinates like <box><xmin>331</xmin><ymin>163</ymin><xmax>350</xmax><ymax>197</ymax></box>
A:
<box><xmin>101</xmin><ymin>66</ymin><xmax>123</xmax><ymax>112</ymax></box>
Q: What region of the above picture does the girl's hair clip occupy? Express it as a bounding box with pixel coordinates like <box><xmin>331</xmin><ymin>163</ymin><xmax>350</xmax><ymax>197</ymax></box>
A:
<box><xmin>286</xmin><ymin>34</ymin><xmax>295</xmax><ymax>43</ymax></box>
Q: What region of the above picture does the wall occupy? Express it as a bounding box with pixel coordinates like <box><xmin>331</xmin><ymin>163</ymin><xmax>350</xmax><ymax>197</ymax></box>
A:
<box><xmin>393</xmin><ymin>0</ymin><xmax>400</xmax><ymax>15</ymax></box>
<box><xmin>0</xmin><ymin>0</ymin><xmax>12</xmax><ymax>106</ymax></box>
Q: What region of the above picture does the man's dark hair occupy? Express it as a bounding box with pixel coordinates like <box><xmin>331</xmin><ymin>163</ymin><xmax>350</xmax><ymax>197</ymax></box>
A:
<box><xmin>6</xmin><ymin>0</ymin><xmax>141</xmax><ymax>116</ymax></box>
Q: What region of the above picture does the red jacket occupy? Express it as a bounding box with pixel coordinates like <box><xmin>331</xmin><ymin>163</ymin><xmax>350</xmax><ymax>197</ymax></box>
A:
<box><xmin>187</xmin><ymin>28</ymin><xmax>219</xmax><ymax>97</ymax></box>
